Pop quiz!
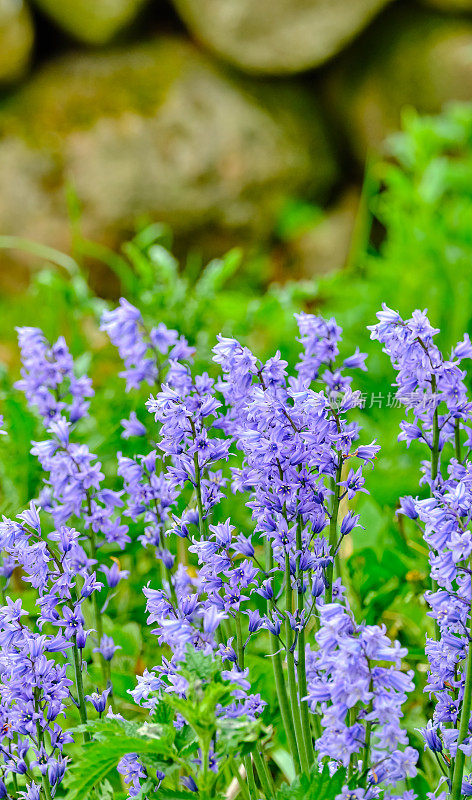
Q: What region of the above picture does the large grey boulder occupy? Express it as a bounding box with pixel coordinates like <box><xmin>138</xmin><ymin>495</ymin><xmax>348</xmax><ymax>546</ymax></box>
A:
<box><xmin>32</xmin><ymin>0</ymin><xmax>148</xmax><ymax>45</ymax></box>
<box><xmin>0</xmin><ymin>37</ymin><xmax>337</xmax><ymax>261</ymax></box>
<box><xmin>172</xmin><ymin>0</ymin><xmax>393</xmax><ymax>75</ymax></box>
<box><xmin>0</xmin><ymin>0</ymin><xmax>34</xmax><ymax>84</ymax></box>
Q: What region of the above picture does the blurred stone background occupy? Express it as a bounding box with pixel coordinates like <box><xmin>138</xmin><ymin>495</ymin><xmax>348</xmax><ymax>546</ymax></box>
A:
<box><xmin>1</xmin><ymin>0</ymin><xmax>472</xmax><ymax>293</ymax></box>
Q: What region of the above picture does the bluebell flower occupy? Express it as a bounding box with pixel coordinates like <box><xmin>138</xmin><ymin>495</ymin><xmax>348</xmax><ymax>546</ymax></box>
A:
<box><xmin>86</xmin><ymin>688</ymin><xmax>111</xmax><ymax>714</ymax></box>
<box><xmin>94</xmin><ymin>635</ymin><xmax>121</xmax><ymax>662</ymax></box>
<box><xmin>117</xmin><ymin>753</ymin><xmax>147</xmax><ymax>797</ymax></box>
<box><xmin>181</xmin><ymin>776</ymin><xmax>198</xmax><ymax>792</ymax></box>
<box><xmin>15</xmin><ymin>328</ymin><xmax>93</xmax><ymax>424</ymax></box>
<box><xmin>418</xmin><ymin>721</ymin><xmax>443</xmax><ymax>752</ymax></box>
<box><xmin>100</xmin><ymin>561</ymin><xmax>129</xmax><ymax>588</ymax></box>
<box><xmin>17</xmin><ymin>784</ymin><xmax>42</xmax><ymax>800</ymax></box>
<box><xmin>463</xmin><ymin>776</ymin><xmax>472</xmax><ymax>796</ymax></box>
<box><xmin>306</xmin><ymin>599</ymin><xmax>415</xmax><ymax>781</ymax></box>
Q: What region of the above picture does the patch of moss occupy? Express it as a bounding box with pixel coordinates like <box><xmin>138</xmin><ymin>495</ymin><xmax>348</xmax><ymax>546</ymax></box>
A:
<box><xmin>0</xmin><ymin>37</ymin><xmax>193</xmax><ymax>147</ymax></box>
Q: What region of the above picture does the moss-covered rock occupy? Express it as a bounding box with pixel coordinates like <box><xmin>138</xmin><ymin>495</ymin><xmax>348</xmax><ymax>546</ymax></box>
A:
<box><xmin>421</xmin><ymin>0</ymin><xmax>472</xmax><ymax>10</ymax></box>
<box><xmin>0</xmin><ymin>0</ymin><xmax>34</xmax><ymax>84</ymax></box>
<box><xmin>326</xmin><ymin>8</ymin><xmax>472</xmax><ymax>161</ymax></box>
<box><xmin>32</xmin><ymin>0</ymin><xmax>148</xmax><ymax>45</ymax></box>
<box><xmin>172</xmin><ymin>0</ymin><xmax>392</xmax><ymax>75</ymax></box>
<box><xmin>0</xmin><ymin>37</ymin><xmax>337</xmax><ymax>259</ymax></box>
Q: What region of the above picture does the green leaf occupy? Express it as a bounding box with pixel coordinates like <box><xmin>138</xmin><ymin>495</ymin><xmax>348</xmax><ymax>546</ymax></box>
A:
<box><xmin>0</xmin><ymin>235</ymin><xmax>80</xmax><ymax>275</ymax></box>
<box><xmin>96</xmin><ymin>779</ymin><xmax>114</xmax><ymax>800</ymax></box>
<box><xmin>216</xmin><ymin>716</ymin><xmax>263</xmax><ymax>759</ymax></box>
<box><xmin>65</xmin><ymin>724</ymin><xmax>175</xmax><ymax>800</ymax></box>
<box><xmin>152</xmin><ymin>698</ymin><xmax>175</xmax><ymax>726</ymax></box>
<box><xmin>122</xmin><ymin>241</ymin><xmax>157</xmax><ymax>285</ymax></box>
<box><xmin>132</xmin><ymin>221</ymin><xmax>172</xmax><ymax>250</ymax></box>
<box><xmin>137</xmin><ymin>722</ymin><xmax>175</xmax><ymax>746</ymax></box>
<box><xmin>275</xmin><ymin>763</ymin><xmax>346</xmax><ymax>800</ymax></box>
<box><xmin>195</xmin><ymin>248</ymin><xmax>242</xmax><ymax>297</ymax></box>
<box><xmin>271</xmin><ymin>748</ymin><xmax>296</xmax><ymax>784</ymax></box>
<box><xmin>147</xmin><ymin>243</ymin><xmax>179</xmax><ymax>281</ymax></box>
<box><xmin>181</xmin><ymin>644</ymin><xmax>222</xmax><ymax>682</ymax></box>
<box><xmin>126</xmin><ymin>778</ymin><xmax>156</xmax><ymax>799</ymax></box>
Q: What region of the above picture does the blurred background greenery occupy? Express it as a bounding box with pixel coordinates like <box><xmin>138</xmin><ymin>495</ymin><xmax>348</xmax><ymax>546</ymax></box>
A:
<box><xmin>2</xmin><ymin>2</ymin><xmax>472</xmax><ymax>779</ymax></box>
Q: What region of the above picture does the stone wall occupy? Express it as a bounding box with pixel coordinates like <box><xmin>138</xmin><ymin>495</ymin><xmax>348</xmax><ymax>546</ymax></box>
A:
<box><xmin>1</xmin><ymin>0</ymin><xmax>472</xmax><ymax>284</ymax></box>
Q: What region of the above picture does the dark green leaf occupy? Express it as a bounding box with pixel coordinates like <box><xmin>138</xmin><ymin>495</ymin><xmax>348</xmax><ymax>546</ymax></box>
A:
<box><xmin>275</xmin><ymin>764</ymin><xmax>346</xmax><ymax>800</ymax></box>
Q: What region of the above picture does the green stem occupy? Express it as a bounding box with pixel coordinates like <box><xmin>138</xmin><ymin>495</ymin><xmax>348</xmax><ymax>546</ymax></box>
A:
<box><xmin>431</xmin><ymin>402</ymin><xmax>440</xmax><ymax>482</ymax></box>
<box><xmin>7</xmin><ymin>738</ymin><xmax>19</xmax><ymax>796</ymax></box>
<box><xmin>88</xmin><ymin>524</ymin><xmax>108</xmax><ymax>686</ymax></box>
<box><xmin>72</xmin><ymin>642</ymin><xmax>91</xmax><ymax>742</ymax></box>
<box><xmin>296</xmin><ymin>518</ymin><xmax>313</xmax><ymax>766</ymax></box>
<box><xmin>158</xmin><ymin>557</ymin><xmax>178</xmax><ymax>609</ymax></box>
<box><xmin>432</xmin><ymin>750</ymin><xmax>447</xmax><ymax>779</ymax></box>
<box><xmin>235</xmin><ymin>614</ymin><xmax>245</xmax><ymax>669</ymax></box>
<box><xmin>455</xmin><ymin>418</ymin><xmax>462</xmax><ymax>463</ymax></box>
<box><xmin>245</xmin><ymin>756</ymin><xmax>258</xmax><ymax>800</ymax></box>
<box><xmin>193</xmin><ymin>451</ymin><xmax>206</xmax><ymax>538</ymax></box>
<box><xmin>325</xmin><ymin>460</ymin><xmax>342</xmax><ymax>604</ymax></box>
<box><xmin>252</xmin><ymin>749</ymin><xmax>275</xmax><ymax>800</ymax></box>
<box><xmin>58</xmin><ymin>451</ymin><xmax>108</xmax><ymax>687</ymax></box>
<box><xmin>348</xmin><ymin>706</ymin><xmax>356</xmax><ymax>781</ymax></box>
<box><xmin>43</xmin><ymin>526</ymin><xmax>103</xmax><ymax>719</ymax></box>
<box><xmin>229</xmin><ymin>759</ymin><xmax>250</xmax><ymax>800</ymax></box>
<box><xmin>41</xmin><ymin>774</ymin><xmax>53</xmax><ymax>800</ymax></box>
<box><xmin>201</xmin><ymin>738</ymin><xmax>211</xmax><ymax>800</ymax></box>
<box><xmin>430</xmin><ymin>388</ymin><xmax>441</xmax><ymax>641</ymax></box>
<box><xmin>285</xmin><ymin>553</ymin><xmax>310</xmax><ymax>775</ymax></box>
<box><xmin>234</xmin><ymin>615</ymin><xmax>258</xmax><ymax>798</ymax></box>
<box><xmin>273</xmin><ymin>645</ymin><xmax>301</xmax><ymax>773</ymax></box>
<box><xmin>34</xmin><ymin>696</ymin><xmax>53</xmax><ymax>800</ymax></box>
<box><xmin>361</xmin><ymin>672</ymin><xmax>373</xmax><ymax>786</ymax></box>
<box><xmin>154</xmin><ymin>497</ymin><xmax>179</xmax><ymax>607</ymax></box>
<box><xmin>362</xmin><ymin>719</ymin><xmax>372</xmax><ymax>781</ymax></box>
<box><xmin>264</xmin><ymin>539</ymin><xmax>300</xmax><ymax>774</ymax></box>
<box><xmin>451</xmin><ymin>594</ymin><xmax>472</xmax><ymax>800</ymax></box>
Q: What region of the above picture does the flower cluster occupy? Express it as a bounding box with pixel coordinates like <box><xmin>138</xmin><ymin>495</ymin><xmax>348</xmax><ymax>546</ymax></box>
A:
<box><xmin>295</xmin><ymin>311</ymin><xmax>367</xmax><ymax>390</ymax></box>
<box><xmin>0</xmin><ymin>608</ymin><xmax>73</xmax><ymax>796</ymax></box>
<box><xmin>146</xmin><ymin>370</ymin><xmax>230</xmax><ymax>529</ymax></box>
<box><xmin>117</xmin><ymin>449</ymin><xmax>178</xmax><ymax>562</ymax></box>
<box><xmin>9</xmin><ymin>327</ymin><xmax>129</xmax><ymax>765</ymax></box>
<box><xmin>371</xmin><ymin>305</ymin><xmax>472</xmax><ymax>798</ymax></box>
<box><xmin>15</xmin><ymin>327</ymin><xmax>93</xmax><ymax>424</ymax></box>
<box><xmin>29</xmin><ymin>419</ymin><xmax>129</xmax><ymax>551</ymax></box>
<box><xmin>0</xmin><ymin>300</ymin><xmax>439</xmax><ymax>800</ymax></box>
<box><xmin>369</xmin><ymin>305</ymin><xmax>472</xmax><ymax>485</ymax></box>
<box><xmin>0</xmin><ymin>505</ymin><xmax>84</xmax><ymax>794</ymax></box>
<box><xmin>306</xmin><ymin>601</ymin><xmax>417</xmax><ymax>787</ymax></box>
<box><xmin>107</xmin><ymin>303</ymin><xmax>414</xmax><ymax>797</ymax></box>
<box><xmin>117</xmin><ymin>753</ymin><xmax>148</xmax><ymax>798</ymax></box>
<box><xmin>100</xmin><ymin>297</ymin><xmax>193</xmax><ymax>392</ymax></box>
<box><xmin>0</xmin><ymin>493</ymin><xmax>128</xmax><ymax>794</ymax></box>
<box><xmin>15</xmin><ymin>325</ymin><xmax>129</xmax><ymax>549</ymax></box>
